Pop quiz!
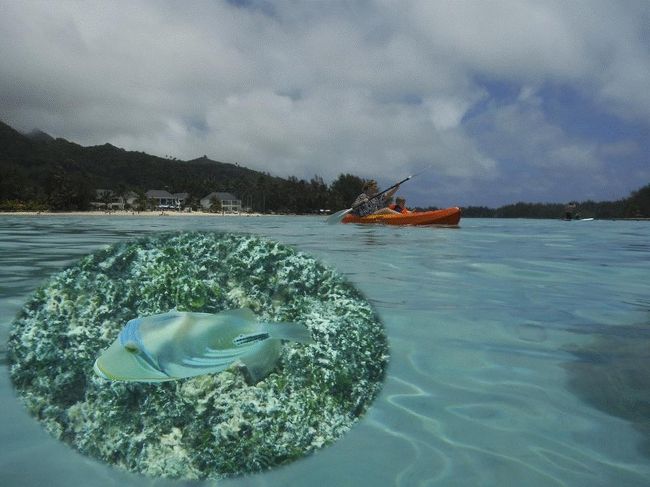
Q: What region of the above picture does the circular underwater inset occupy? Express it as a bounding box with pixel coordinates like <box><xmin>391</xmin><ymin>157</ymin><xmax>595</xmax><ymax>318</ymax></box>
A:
<box><xmin>8</xmin><ymin>232</ymin><xmax>388</xmax><ymax>480</ymax></box>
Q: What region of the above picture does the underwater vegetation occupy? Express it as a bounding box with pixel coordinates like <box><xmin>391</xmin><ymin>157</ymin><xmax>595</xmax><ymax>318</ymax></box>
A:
<box><xmin>8</xmin><ymin>232</ymin><xmax>388</xmax><ymax>480</ymax></box>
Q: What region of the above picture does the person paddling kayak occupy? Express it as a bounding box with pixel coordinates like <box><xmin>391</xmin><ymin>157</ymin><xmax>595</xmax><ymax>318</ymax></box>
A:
<box><xmin>351</xmin><ymin>180</ymin><xmax>401</xmax><ymax>217</ymax></box>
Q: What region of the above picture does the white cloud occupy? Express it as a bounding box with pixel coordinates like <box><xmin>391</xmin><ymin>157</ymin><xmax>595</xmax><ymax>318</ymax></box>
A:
<box><xmin>469</xmin><ymin>92</ymin><xmax>603</xmax><ymax>171</ymax></box>
<box><xmin>425</xmin><ymin>96</ymin><xmax>475</xmax><ymax>130</ymax></box>
<box><xmin>0</xmin><ymin>0</ymin><xmax>648</xmax><ymax>206</ymax></box>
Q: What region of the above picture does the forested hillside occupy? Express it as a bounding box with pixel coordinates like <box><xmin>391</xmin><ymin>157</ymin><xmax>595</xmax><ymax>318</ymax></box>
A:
<box><xmin>0</xmin><ymin>120</ymin><xmax>362</xmax><ymax>212</ymax></box>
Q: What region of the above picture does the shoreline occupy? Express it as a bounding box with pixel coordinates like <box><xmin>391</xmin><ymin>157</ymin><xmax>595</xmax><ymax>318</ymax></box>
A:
<box><xmin>3</xmin><ymin>211</ymin><xmax>646</xmax><ymax>221</ymax></box>
<box><xmin>0</xmin><ymin>210</ymin><xmax>276</xmax><ymax>217</ymax></box>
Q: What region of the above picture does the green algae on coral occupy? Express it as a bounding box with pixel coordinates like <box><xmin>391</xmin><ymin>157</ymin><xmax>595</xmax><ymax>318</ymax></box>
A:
<box><xmin>8</xmin><ymin>232</ymin><xmax>388</xmax><ymax>480</ymax></box>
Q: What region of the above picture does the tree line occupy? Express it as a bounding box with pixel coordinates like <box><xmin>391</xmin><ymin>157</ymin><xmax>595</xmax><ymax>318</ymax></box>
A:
<box><xmin>455</xmin><ymin>185</ymin><xmax>650</xmax><ymax>219</ymax></box>
<box><xmin>0</xmin><ymin>121</ymin><xmax>366</xmax><ymax>213</ymax></box>
<box><xmin>1</xmin><ymin>120</ymin><xmax>648</xmax><ymax>217</ymax></box>
<box><xmin>0</xmin><ymin>161</ymin><xmax>367</xmax><ymax>214</ymax></box>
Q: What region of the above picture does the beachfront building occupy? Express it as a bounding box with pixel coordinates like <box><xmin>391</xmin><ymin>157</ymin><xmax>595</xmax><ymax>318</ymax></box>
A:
<box><xmin>200</xmin><ymin>192</ymin><xmax>242</xmax><ymax>213</ymax></box>
<box><xmin>146</xmin><ymin>190</ymin><xmax>178</xmax><ymax>209</ymax></box>
<box><xmin>172</xmin><ymin>192</ymin><xmax>188</xmax><ymax>208</ymax></box>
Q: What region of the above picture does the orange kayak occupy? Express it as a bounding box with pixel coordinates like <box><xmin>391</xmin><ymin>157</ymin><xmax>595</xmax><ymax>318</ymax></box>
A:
<box><xmin>342</xmin><ymin>207</ymin><xmax>461</xmax><ymax>225</ymax></box>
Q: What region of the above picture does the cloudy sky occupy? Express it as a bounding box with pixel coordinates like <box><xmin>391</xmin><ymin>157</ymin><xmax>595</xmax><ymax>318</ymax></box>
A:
<box><xmin>1</xmin><ymin>0</ymin><xmax>649</xmax><ymax>207</ymax></box>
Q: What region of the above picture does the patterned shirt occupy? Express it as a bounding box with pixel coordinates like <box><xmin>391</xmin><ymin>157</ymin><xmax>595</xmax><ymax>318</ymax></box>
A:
<box><xmin>351</xmin><ymin>193</ymin><xmax>386</xmax><ymax>217</ymax></box>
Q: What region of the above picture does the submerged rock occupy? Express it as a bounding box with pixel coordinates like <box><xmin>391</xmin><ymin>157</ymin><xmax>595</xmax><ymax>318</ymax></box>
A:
<box><xmin>563</xmin><ymin>324</ymin><xmax>650</xmax><ymax>458</ymax></box>
<box><xmin>8</xmin><ymin>232</ymin><xmax>388</xmax><ymax>480</ymax></box>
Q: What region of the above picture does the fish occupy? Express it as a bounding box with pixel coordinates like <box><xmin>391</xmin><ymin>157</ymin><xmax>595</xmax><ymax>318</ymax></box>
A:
<box><xmin>93</xmin><ymin>308</ymin><xmax>313</xmax><ymax>383</ymax></box>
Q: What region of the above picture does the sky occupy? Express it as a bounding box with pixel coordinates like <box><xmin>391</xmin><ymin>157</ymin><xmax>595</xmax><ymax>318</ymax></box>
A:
<box><xmin>1</xmin><ymin>0</ymin><xmax>649</xmax><ymax>207</ymax></box>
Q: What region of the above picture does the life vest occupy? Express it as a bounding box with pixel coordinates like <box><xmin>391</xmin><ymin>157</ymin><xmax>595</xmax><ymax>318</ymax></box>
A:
<box><xmin>389</xmin><ymin>204</ymin><xmax>410</xmax><ymax>214</ymax></box>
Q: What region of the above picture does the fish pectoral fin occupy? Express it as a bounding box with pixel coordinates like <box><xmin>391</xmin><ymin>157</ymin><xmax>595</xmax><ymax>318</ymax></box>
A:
<box><xmin>181</xmin><ymin>355</ymin><xmax>238</xmax><ymax>367</ymax></box>
<box><xmin>203</xmin><ymin>347</ymin><xmax>245</xmax><ymax>359</ymax></box>
<box><xmin>177</xmin><ymin>345</ymin><xmax>250</xmax><ymax>370</ymax></box>
<box><xmin>240</xmin><ymin>340</ymin><xmax>282</xmax><ymax>384</ymax></box>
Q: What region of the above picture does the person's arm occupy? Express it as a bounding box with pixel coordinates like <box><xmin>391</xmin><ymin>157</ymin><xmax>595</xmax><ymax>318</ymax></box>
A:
<box><xmin>350</xmin><ymin>193</ymin><xmax>371</xmax><ymax>216</ymax></box>
<box><xmin>352</xmin><ymin>193</ymin><xmax>369</xmax><ymax>207</ymax></box>
<box><xmin>384</xmin><ymin>185</ymin><xmax>400</xmax><ymax>200</ymax></box>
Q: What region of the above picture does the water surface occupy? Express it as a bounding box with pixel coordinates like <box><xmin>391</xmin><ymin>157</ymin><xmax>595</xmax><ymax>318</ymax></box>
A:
<box><xmin>1</xmin><ymin>215</ymin><xmax>649</xmax><ymax>486</ymax></box>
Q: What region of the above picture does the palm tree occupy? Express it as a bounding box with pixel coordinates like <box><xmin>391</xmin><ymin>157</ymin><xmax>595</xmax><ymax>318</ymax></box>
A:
<box><xmin>209</xmin><ymin>196</ymin><xmax>222</xmax><ymax>213</ymax></box>
<box><xmin>135</xmin><ymin>190</ymin><xmax>148</xmax><ymax>212</ymax></box>
<box><xmin>99</xmin><ymin>190</ymin><xmax>113</xmax><ymax>211</ymax></box>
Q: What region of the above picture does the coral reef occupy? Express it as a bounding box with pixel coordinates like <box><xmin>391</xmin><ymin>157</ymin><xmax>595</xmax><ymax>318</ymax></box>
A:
<box><xmin>9</xmin><ymin>232</ymin><xmax>388</xmax><ymax>479</ymax></box>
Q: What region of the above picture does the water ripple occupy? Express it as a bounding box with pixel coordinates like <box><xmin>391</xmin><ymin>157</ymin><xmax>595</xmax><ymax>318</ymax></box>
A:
<box><xmin>1</xmin><ymin>216</ymin><xmax>650</xmax><ymax>486</ymax></box>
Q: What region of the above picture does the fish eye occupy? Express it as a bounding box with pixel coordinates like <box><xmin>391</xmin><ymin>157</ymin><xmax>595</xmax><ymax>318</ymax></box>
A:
<box><xmin>124</xmin><ymin>341</ymin><xmax>139</xmax><ymax>354</ymax></box>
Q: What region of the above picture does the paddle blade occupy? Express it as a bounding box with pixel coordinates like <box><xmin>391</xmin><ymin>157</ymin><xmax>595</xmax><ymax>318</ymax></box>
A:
<box><xmin>325</xmin><ymin>208</ymin><xmax>352</xmax><ymax>224</ymax></box>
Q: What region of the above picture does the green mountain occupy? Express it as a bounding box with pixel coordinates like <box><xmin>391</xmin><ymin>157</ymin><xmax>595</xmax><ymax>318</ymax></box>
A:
<box><xmin>0</xmin><ymin>120</ymin><xmax>350</xmax><ymax>212</ymax></box>
<box><xmin>0</xmin><ymin>119</ymin><xmax>263</xmax><ymax>195</ymax></box>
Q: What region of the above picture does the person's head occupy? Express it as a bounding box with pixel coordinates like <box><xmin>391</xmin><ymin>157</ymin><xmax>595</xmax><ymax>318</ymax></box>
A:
<box><xmin>396</xmin><ymin>197</ymin><xmax>406</xmax><ymax>206</ymax></box>
<box><xmin>363</xmin><ymin>180</ymin><xmax>378</xmax><ymax>194</ymax></box>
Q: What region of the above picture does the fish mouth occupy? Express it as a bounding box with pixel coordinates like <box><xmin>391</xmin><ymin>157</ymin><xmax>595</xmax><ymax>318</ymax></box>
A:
<box><xmin>93</xmin><ymin>357</ymin><xmax>136</xmax><ymax>381</ymax></box>
<box><xmin>93</xmin><ymin>359</ymin><xmax>114</xmax><ymax>380</ymax></box>
<box><xmin>93</xmin><ymin>356</ymin><xmax>171</xmax><ymax>382</ymax></box>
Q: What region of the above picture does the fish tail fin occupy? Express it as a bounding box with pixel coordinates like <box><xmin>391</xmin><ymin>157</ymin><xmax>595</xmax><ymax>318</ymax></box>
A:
<box><xmin>263</xmin><ymin>322</ymin><xmax>314</xmax><ymax>344</ymax></box>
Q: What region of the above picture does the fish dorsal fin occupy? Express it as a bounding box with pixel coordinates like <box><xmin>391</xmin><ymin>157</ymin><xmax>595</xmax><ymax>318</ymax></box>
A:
<box><xmin>224</xmin><ymin>307</ymin><xmax>258</xmax><ymax>321</ymax></box>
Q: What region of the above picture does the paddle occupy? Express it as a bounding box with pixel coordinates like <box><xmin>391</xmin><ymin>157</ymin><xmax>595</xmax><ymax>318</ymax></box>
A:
<box><xmin>326</xmin><ymin>175</ymin><xmax>414</xmax><ymax>224</ymax></box>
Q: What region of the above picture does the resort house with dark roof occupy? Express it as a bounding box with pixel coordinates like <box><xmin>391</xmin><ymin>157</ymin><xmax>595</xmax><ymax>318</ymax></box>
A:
<box><xmin>172</xmin><ymin>192</ymin><xmax>189</xmax><ymax>206</ymax></box>
<box><xmin>145</xmin><ymin>190</ymin><xmax>187</xmax><ymax>209</ymax></box>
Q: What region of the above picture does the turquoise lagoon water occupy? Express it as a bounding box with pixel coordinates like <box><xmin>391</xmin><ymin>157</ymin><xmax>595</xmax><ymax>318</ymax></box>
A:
<box><xmin>1</xmin><ymin>215</ymin><xmax>649</xmax><ymax>486</ymax></box>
